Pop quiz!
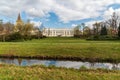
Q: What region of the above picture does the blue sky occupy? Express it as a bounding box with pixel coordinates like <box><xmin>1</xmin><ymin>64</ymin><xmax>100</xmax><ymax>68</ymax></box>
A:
<box><xmin>0</xmin><ymin>0</ymin><xmax>120</xmax><ymax>28</ymax></box>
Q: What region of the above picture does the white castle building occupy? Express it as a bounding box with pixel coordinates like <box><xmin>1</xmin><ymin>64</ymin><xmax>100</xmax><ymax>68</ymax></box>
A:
<box><xmin>43</xmin><ymin>28</ymin><xmax>74</xmax><ymax>37</ymax></box>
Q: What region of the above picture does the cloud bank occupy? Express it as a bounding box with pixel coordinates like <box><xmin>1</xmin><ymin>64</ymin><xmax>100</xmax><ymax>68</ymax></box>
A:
<box><xmin>0</xmin><ymin>0</ymin><xmax>120</xmax><ymax>23</ymax></box>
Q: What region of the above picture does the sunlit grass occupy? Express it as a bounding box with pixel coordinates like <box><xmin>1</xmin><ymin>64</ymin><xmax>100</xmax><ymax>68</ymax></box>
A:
<box><xmin>0</xmin><ymin>37</ymin><xmax>120</xmax><ymax>62</ymax></box>
<box><xmin>0</xmin><ymin>64</ymin><xmax>119</xmax><ymax>80</ymax></box>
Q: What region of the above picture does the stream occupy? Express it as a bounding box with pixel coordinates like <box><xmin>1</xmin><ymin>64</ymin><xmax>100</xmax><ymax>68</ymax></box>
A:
<box><xmin>0</xmin><ymin>58</ymin><xmax>120</xmax><ymax>70</ymax></box>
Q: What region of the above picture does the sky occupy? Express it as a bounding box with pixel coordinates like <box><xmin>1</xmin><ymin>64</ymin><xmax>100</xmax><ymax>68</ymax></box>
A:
<box><xmin>0</xmin><ymin>0</ymin><xmax>120</xmax><ymax>28</ymax></box>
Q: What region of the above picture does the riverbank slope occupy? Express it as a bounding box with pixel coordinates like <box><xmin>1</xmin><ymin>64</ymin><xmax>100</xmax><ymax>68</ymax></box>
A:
<box><xmin>0</xmin><ymin>64</ymin><xmax>119</xmax><ymax>80</ymax></box>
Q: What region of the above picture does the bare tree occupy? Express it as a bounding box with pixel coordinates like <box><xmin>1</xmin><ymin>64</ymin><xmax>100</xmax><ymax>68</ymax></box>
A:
<box><xmin>93</xmin><ymin>22</ymin><xmax>101</xmax><ymax>35</ymax></box>
<box><xmin>83</xmin><ymin>26</ymin><xmax>91</xmax><ymax>37</ymax></box>
<box><xmin>81</xmin><ymin>23</ymin><xmax>85</xmax><ymax>35</ymax></box>
<box><xmin>23</xmin><ymin>21</ymin><xmax>34</xmax><ymax>39</ymax></box>
<box><xmin>106</xmin><ymin>12</ymin><xmax>119</xmax><ymax>35</ymax></box>
<box><xmin>0</xmin><ymin>20</ymin><xmax>4</xmax><ymax>34</ymax></box>
<box><xmin>3</xmin><ymin>22</ymin><xmax>14</xmax><ymax>34</ymax></box>
<box><xmin>74</xmin><ymin>25</ymin><xmax>81</xmax><ymax>37</ymax></box>
<box><xmin>0</xmin><ymin>20</ymin><xmax>5</xmax><ymax>41</ymax></box>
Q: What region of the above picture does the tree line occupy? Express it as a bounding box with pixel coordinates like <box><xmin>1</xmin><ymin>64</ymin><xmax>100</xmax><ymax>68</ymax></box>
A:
<box><xmin>74</xmin><ymin>12</ymin><xmax>120</xmax><ymax>40</ymax></box>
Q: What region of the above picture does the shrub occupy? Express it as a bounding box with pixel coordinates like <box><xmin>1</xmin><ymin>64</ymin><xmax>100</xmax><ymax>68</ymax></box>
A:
<box><xmin>74</xmin><ymin>34</ymin><xmax>80</xmax><ymax>38</ymax></box>
<box><xmin>79</xmin><ymin>66</ymin><xmax>87</xmax><ymax>70</ymax></box>
<box><xmin>6</xmin><ymin>32</ymin><xmax>24</xmax><ymax>42</ymax></box>
<box><xmin>31</xmin><ymin>35</ymin><xmax>44</xmax><ymax>39</ymax></box>
<box><xmin>87</xmin><ymin>35</ymin><xmax>119</xmax><ymax>41</ymax></box>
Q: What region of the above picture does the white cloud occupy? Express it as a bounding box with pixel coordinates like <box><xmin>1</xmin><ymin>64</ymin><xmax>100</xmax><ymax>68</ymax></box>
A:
<box><xmin>86</xmin><ymin>20</ymin><xmax>102</xmax><ymax>29</ymax></box>
<box><xmin>30</xmin><ymin>21</ymin><xmax>42</xmax><ymax>27</ymax></box>
<box><xmin>71</xmin><ymin>24</ymin><xmax>77</xmax><ymax>28</ymax></box>
<box><xmin>103</xmin><ymin>7</ymin><xmax>120</xmax><ymax>20</ymax></box>
<box><xmin>103</xmin><ymin>7</ymin><xmax>114</xmax><ymax>20</ymax></box>
<box><xmin>52</xmin><ymin>0</ymin><xmax>119</xmax><ymax>22</ymax></box>
<box><xmin>0</xmin><ymin>0</ymin><xmax>120</xmax><ymax>23</ymax></box>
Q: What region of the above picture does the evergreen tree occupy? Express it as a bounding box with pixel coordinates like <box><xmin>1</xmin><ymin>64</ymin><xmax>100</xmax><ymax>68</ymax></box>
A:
<box><xmin>100</xmin><ymin>25</ymin><xmax>107</xmax><ymax>35</ymax></box>
<box><xmin>118</xmin><ymin>24</ymin><xmax>120</xmax><ymax>37</ymax></box>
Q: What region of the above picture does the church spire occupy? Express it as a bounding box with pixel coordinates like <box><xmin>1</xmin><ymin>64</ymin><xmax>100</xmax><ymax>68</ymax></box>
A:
<box><xmin>14</xmin><ymin>13</ymin><xmax>24</xmax><ymax>32</ymax></box>
<box><xmin>16</xmin><ymin>13</ymin><xmax>23</xmax><ymax>25</ymax></box>
<box><xmin>17</xmin><ymin>13</ymin><xmax>22</xmax><ymax>22</ymax></box>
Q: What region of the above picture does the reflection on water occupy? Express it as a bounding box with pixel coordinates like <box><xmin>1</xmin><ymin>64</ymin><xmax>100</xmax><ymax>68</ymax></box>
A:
<box><xmin>0</xmin><ymin>58</ymin><xmax>120</xmax><ymax>70</ymax></box>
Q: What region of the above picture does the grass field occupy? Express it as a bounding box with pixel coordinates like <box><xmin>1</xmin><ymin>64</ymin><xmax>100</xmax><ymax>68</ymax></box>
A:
<box><xmin>0</xmin><ymin>64</ymin><xmax>119</xmax><ymax>80</ymax></box>
<box><xmin>0</xmin><ymin>37</ymin><xmax>120</xmax><ymax>62</ymax></box>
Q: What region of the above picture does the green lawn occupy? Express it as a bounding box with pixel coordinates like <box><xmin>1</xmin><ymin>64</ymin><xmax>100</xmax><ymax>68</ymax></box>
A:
<box><xmin>0</xmin><ymin>64</ymin><xmax>119</xmax><ymax>80</ymax></box>
<box><xmin>0</xmin><ymin>37</ymin><xmax>120</xmax><ymax>62</ymax></box>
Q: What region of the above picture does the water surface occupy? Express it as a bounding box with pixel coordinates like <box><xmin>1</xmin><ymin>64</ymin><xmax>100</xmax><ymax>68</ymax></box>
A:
<box><xmin>0</xmin><ymin>58</ymin><xmax>119</xmax><ymax>70</ymax></box>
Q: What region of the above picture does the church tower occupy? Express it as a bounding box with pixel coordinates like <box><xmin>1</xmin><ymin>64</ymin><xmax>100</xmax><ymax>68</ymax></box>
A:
<box><xmin>14</xmin><ymin>13</ymin><xmax>24</xmax><ymax>32</ymax></box>
<box><xmin>16</xmin><ymin>13</ymin><xmax>23</xmax><ymax>25</ymax></box>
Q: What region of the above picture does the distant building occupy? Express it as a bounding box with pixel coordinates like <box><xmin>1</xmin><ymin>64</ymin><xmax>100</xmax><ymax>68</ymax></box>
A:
<box><xmin>43</xmin><ymin>28</ymin><xmax>74</xmax><ymax>37</ymax></box>
<box><xmin>14</xmin><ymin>13</ymin><xmax>24</xmax><ymax>32</ymax></box>
<box><xmin>14</xmin><ymin>14</ymin><xmax>74</xmax><ymax>37</ymax></box>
